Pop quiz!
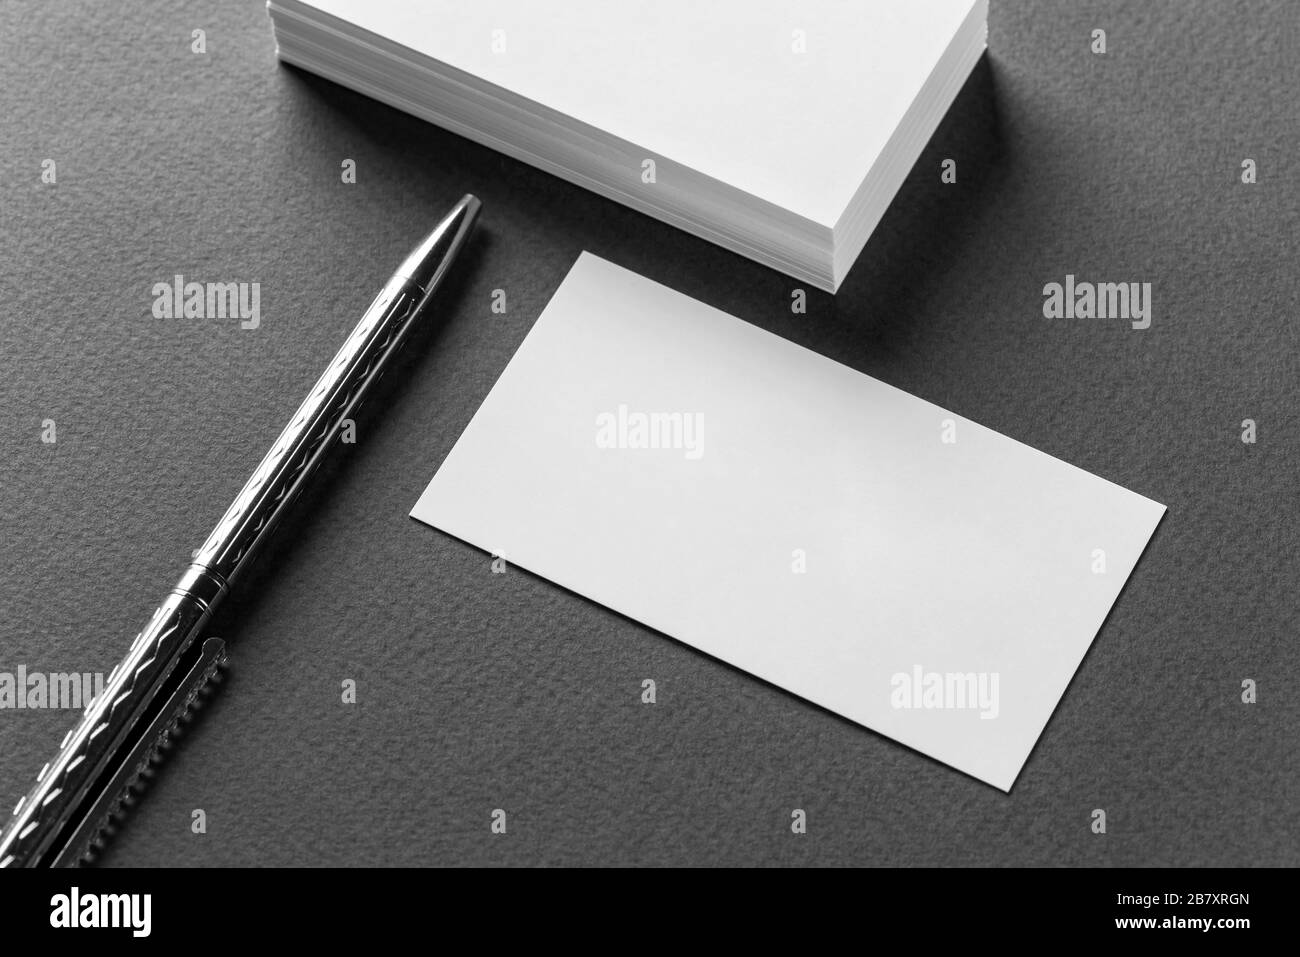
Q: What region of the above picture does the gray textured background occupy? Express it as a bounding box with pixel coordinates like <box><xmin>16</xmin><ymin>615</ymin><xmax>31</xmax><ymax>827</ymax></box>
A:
<box><xmin>1</xmin><ymin>0</ymin><xmax>1297</xmax><ymax>867</ymax></box>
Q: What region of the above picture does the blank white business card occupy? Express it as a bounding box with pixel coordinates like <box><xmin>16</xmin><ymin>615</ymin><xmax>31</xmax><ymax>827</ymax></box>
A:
<box><xmin>412</xmin><ymin>253</ymin><xmax>1165</xmax><ymax>790</ymax></box>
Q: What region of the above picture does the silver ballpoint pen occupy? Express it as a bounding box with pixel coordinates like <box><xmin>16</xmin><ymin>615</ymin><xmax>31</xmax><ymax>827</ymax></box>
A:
<box><xmin>0</xmin><ymin>194</ymin><xmax>481</xmax><ymax>867</ymax></box>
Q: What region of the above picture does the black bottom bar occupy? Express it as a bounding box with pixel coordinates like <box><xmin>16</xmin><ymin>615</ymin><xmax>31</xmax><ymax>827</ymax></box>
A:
<box><xmin>0</xmin><ymin>866</ymin><xmax>1278</xmax><ymax>943</ymax></box>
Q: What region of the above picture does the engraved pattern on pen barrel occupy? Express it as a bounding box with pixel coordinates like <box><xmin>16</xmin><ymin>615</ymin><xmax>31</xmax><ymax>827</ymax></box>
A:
<box><xmin>195</xmin><ymin>280</ymin><xmax>425</xmax><ymax>581</ymax></box>
<box><xmin>192</xmin><ymin>191</ymin><xmax>481</xmax><ymax>585</ymax></box>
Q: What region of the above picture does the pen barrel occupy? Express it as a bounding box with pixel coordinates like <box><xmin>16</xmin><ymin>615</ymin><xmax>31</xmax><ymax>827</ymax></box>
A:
<box><xmin>194</xmin><ymin>274</ymin><xmax>429</xmax><ymax>585</ymax></box>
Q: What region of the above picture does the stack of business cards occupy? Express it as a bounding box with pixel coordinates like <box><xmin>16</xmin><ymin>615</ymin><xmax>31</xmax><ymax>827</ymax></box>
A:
<box><xmin>268</xmin><ymin>0</ymin><xmax>987</xmax><ymax>292</ymax></box>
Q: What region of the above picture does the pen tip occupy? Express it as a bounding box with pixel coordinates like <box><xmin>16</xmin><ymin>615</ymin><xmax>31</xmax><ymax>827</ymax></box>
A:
<box><xmin>395</xmin><ymin>193</ymin><xmax>483</xmax><ymax>290</ymax></box>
